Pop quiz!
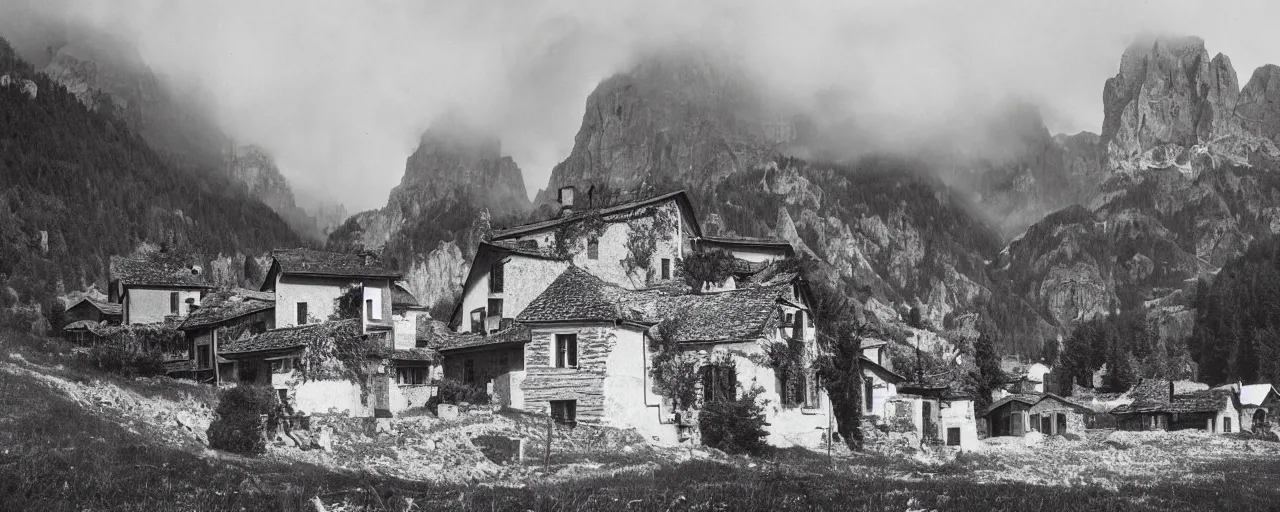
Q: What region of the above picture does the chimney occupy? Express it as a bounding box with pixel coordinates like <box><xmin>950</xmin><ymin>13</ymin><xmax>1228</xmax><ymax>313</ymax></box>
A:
<box><xmin>558</xmin><ymin>186</ymin><xmax>576</xmax><ymax>217</ymax></box>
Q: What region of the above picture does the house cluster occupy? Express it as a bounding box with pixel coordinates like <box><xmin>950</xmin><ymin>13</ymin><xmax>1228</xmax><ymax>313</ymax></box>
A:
<box><xmin>978</xmin><ymin>358</ymin><xmax>1280</xmax><ymax>438</ymax></box>
<box><xmin>65</xmin><ymin>186</ymin><xmax>989</xmax><ymax>450</ymax></box>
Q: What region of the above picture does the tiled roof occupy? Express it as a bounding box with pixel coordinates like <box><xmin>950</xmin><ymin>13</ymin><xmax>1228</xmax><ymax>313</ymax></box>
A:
<box><xmin>392</xmin><ymin>348</ymin><xmax>437</xmax><ymax>362</ymax></box>
<box><xmin>70</xmin><ymin>298</ymin><xmax>122</xmax><ymax>316</ymax></box>
<box><xmin>1111</xmin><ymin>379</ymin><xmax>1173</xmax><ymax>415</ymax></box>
<box><xmin>491</xmin><ymin>190</ymin><xmax>699</xmax><ymax>239</ymax></box>
<box><xmin>517</xmin><ymin>266</ymin><xmax>793</xmax><ymax>343</ymax></box>
<box><xmin>434</xmin><ymin>323</ymin><xmax>532</xmax><ymax>352</ymax></box>
<box><xmin>486</xmin><ymin>240</ymin><xmax>566</xmax><ymax>260</ymax></box>
<box><xmin>698</xmin><ymin>236</ymin><xmax>796</xmax><ymax>256</ymax></box>
<box><xmin>1165</xmin><ymin>389</ymin><xmax>1233</xmax><ymax>414</ymax></box>
<box><xmin>110</xmin><ymin>253</ymin><xmax>211</xmax><ymax>288</ymax></box>
<box><xmin>63</xmin><ymin>319</ymin><xmax>101</xmax><ymax>331</ymax></box>
<box><xmin>392</xmin><ymin>284</ymin><xmax>421</xmax><ymax>309</ymax></box>
<box><xmin>985</xmin><ymin>392</ymin><xmax>1088</xmax><ymax>415</ymax></box>
<box><xmin>862</xmin><ymin>356</ymin><xmax>907</xmax><ymax>383</ymax></box>
<box><xmin>220</xmin><ymin>319</ymin><xmax>360</xmax><ymax>356</ymax></box>
<box><xmin>179</xmin><ymin>288</ymin><xmax>274</xmax><ymax>330</ymax></box>
<box><xmin>271</xmin><ymin>248</ymin><xmax>402</xmax><ymax>279</ymax></box>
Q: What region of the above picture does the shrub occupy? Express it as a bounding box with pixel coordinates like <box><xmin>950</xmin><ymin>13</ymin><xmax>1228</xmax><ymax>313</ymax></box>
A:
<box><xmin>699</xmin><ymin>386</ymin><xmax>769</xmax><ymax>455</ymax></box>
<box><xmin>72</xmin><ymin>343</ymin><xmax>166</xmax><ymax>378</ymax></box>
<box><xmin>207</xmin><ymin>385</ymin><xmax>280</xmax><ymax>455</ymax></box>
<box><xmin>426</xmin><ymin>378</ymin><xmax>490</xmax><ymax>414</ymax></box>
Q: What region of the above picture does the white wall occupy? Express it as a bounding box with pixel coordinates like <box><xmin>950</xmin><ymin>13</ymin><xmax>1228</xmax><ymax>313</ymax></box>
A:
<box><xmin>392</xmin><ymin>310</ymin><xmax>423</xmax><ymax>350</ymax></box>
<box><xmin>865</xmin><ymin>369</ymin><xmax>899</xmax><ymax>419</ymax></box>
<box><xmin>456</xmin><ymin>255</ymin><xmax>569</xmax><ymax>334</ymax></box>
<box><xmin>941</xmin><ymin>399</ymin><xmax>981</xmax><ymax>451</ymax></box>
<box><xmin>602</xmin><ymin>326</ymin><xmax>680</xmax><ymax>444</ymax></box>
<box><xmin>125</xmin><ymin>287</ymin><xmax>202</xmax><ymax>324</ymax></box>
<box><xmin>273</xmin><ymin>274</ymin><xmax>393</xmax><ymax>332</ymax></box>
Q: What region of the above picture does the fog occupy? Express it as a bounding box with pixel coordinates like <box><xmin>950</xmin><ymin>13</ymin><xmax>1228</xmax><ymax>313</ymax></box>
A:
<box><xmin>2</xmin><ymin>0</ymin><xmax>1279</xmax><ymax>211</ymax></box>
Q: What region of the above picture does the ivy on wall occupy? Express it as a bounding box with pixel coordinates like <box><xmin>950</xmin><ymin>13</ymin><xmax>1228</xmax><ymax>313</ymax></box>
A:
<box><xmin>553</xmin><ymin>210</ymin><xmax>606</xmax><ymax>259</ymax></box>
<box><xmin>648</xmin><ymin>317</ymin><xmax>701</xmax><ymax>411</ymax></box>
<box><xmin>622</xmin><ymin>206</ymin><xmax>676</xmax><ymax>284</ymax></box>
<box><xmin>678</xmin><ymin>248</ymin><xmax>737</xmax><ymax>293</ymax></box>
<box><xmin>294</xmin><ymin>319</ymin><xmax>390</xmax><ymax>405</ymax></box>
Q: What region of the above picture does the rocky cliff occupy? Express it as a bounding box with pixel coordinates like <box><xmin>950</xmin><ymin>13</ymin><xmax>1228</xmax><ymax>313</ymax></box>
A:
<box><xmin>998</xmin><ymin>36</ymin><xmax>1280</xmax><ymax>346</ymax></box>
<box><xmin>327</xmin><ymin>118</ymin><xmax>529</xmax><ymax>314</ymax></box>
<box><xmin>224</xmin><ymin>145</ymin><xmax>345</xmax><ymax>241</ymax></box>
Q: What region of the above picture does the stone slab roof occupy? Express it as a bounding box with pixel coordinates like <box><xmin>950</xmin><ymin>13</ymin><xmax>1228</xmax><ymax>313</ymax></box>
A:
<box><xmin>434</xmin><ymin>323</ymin><xmax>532</xmax><ymax>352</ymax></box>
<box><xmin>392</xmin><ymin>348</ymin><xmax>437</xmax><ymax>362</ymax></box>
<box><xmin>179</xmin><ymin>288</ymin><xmax>274</xmax><ymax>330</ymax></box>
<box><xmin>110</xmin><ymin>253</ymin><xmax>211</xmax><ymax>288</ymax></box>
<box><xmin>517</xmin><ymin>266</ymin><xmax>793</xmax><ymax>343</ymax></box>
<box><xmin>220</xmin><ymin>319</ymin><xmax>359</xmax><ymax>356</ymax></box>
<box><xmin>491</xmin><ymin>190</ymin><xmax>699</xmax><ymax>240</ymax></box>
<box><xmin>985</xmin><ymin>391</ymin><xmax>1090</xmax><ymax>415</ymax></box>
<box><xmin>272</xmin><ymin>248</ymin><xmax>402</xmax><ymax>279</ymax></box>
<box><xmin>487</xmin><ymin>240</ymin><xmax>566</xmax><ymax>260</ymax></box>
<box><xmin>392</xmin><ymin>284</ymin><xmax>421</xmax><ymax>309</ymax></box>
<box><xmin>70</xmin><ymin>298</ymin><xmax>123</xmax><ymax>316</ymax></box>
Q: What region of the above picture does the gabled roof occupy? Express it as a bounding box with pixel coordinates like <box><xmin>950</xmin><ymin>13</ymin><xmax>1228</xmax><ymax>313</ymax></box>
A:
<box><xmin>219</xmin><ymin>319</ymin><xmax>360</xmax><ymax>357</ymax></box>
<box><xmin>697</xmin><ymin>236</ymin><xmax>796</xmax><ymax>256</ymax></box>
<box><xmin>985</xmin><ymin>392</ymin><xmax>1091</xmax><ymax>415</ymax></box>
<box><xmin>69</xmin><ymin>297</ymin><xmax>122</xmax><ymax>317</ymax></box>
<box><xmin>1240</xmin><ymin>384</ymin><xmax>1277</xmax><ymax>407</ymax></box>
<box><xmin>1165</xmin><ymin>389</ymin><xmax>1235</xmax><ymax>414</ymax></box>
<box><xmin>179</xmin><ymin>288</ymin><xmax>275</xmax><ymax>331</ymax></box>
<box><xmin>491</xmin><ymin>190</ymin><xmax>700</xmax><ymax>240</ymax></box>
<box><xmin>862</xmin><ymin>356</ymin><xmax>907</xmax><ymax>383</ymax></box>
<box><xmin>434</xmin><ymin>323</ymin><xmax>532</xmax><ymax>353</ymax></box>
<box><xmin>270</xmin><ymin>248</ymin><xmax>402</xmax><ymax>280</ymax></box>
<box><xmin>110</xmin><ymin>253</ymin><xmax>212</xmax><ymax>289</ymax></box>
<box><xmin>447</xmin><ymin>241</ymin><xmax>570</xmax><ymax>328</ymax></box>
<box><xmin>392</xmin><ymin>284</ymin><xmax>423</xmax><ymax>310</ymax></box>
<box><xmin>515</xmin><ymin>266</ymin><xmax>794</xmax><ymax>343</ymax></box>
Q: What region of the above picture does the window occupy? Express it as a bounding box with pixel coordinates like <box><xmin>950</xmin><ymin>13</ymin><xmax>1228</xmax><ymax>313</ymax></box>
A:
<box><xmin>488</xmin><ymin>298</ymin><xmax>504</xmax><ymax>321</ymax></box>
<box><xmin>865</xmin><ymin>378</ymin><xmax>875</xmax><ymax>412</ymax></box>
<box><xmin>269</xmin><ymin>358</ymin><xmax>294</xmax><ymax>374</ymax></box>
<box><xmin>365</xmin><ymin>299</ymin><xmax>375</xmax><ymax>320</ymax></box>
<box><xmin>794</xmin><ymin>311</ymin><xmax>806</xmax><ymax>340</ymax></box>
<box><xmin>464</xmin><ymin>360</ymin><xmax>475</xmax><ymax>384</ymax></box>
<box><xmin>170</xmin><ymin>292</ymin><xmax>180</xmax><ymax>314</ymax></box>
<box><xmin>470</xmin><ymin>308</ymin><xmax>486</xmax><ymax>333</ymax></box>
<box><xmin>296</xmin><ymin>302</ymin><xmax>308</xmax><ymax>325</ymax></box>
<box><xmin>780</xmin><ymin>369</ymin><xmax>804</xmax><ymax>407</ymax></box>
<box><xmin>1224</xmin><ymin>417</ymin><xmax>1233</xmax><ymax>433</ymax></box>
<box><xmin>489</xmin><ymin>261</ymin><xmax>505</xmax><ymax>293</ymax></box>
<box><xmin>785</xmin><ymin>313</ymin><xmax>794</xmax><ymax>326</ymax></box>
<box><xmin>196</xmin><ymin>345</ymin><xmax>211</xmax><ymax>369</ymax></box>
<box><xmin>946</xmin><ymin>427</ymin><xmax>961</xmax><ymax>446</ymax></box>
<box><xmin>555</xmin><ymin>333</ymin><xmax>578</xmax><ymax>368</ymax></box>
<box><xmin>396</xmin><ymin>367</ymin><xmax>429</xmax><ymax>385</ymax></box>
<box><xmin>550</xmin><ymin>400</ymin><xmax>577</xmax><ymax>426</ymax></box>
<box><xmin>363</xmin><ymin>286</ymin><xmax>382</xmax><ymax>320</ymax></box>
<box><xmin>701</xmin><ymin>364</ymin><xmax>736</xmax><ymax>403</ymax></box>
<box><xmin>1030</xmin><ymin>413</ymin><xmax>1041</xmax><ymax>432</ymax></box>
<box><xmin>587</xmin><ymin>238</ymin><xmax>599</xmax><ymax>259</ymax></box>
<box><xmin>661</xmin><ymin>258</ymin><xmax>671</xmax><ymax>280</ymax></box>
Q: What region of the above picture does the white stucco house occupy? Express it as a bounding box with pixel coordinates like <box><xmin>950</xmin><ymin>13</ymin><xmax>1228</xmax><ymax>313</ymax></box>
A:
<box><xmin>109</xmin><ymin>252</ymin><xmax>212</xmax><ymax>325</ymax></box>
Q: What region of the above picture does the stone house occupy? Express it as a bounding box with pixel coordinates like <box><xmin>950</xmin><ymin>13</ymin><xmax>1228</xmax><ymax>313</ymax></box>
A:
<box><xmin>860</xmin><ymin>341</ymin><xmax>906</xmax><ymax>420</ymax></box>
<box><xmin>64</xmin><ymin>297</ymin><xmax>123</xmax><ymax>327</ymax></box>
<box><xmin>261</xmin><ymin>248</ymin><xmax>400</xmax><ymax>334</ymax></box>
<box><xmin>435</xmin><ymin>325</ymin><xmax>531</xmax><ymax>408</ymax></box>
<box><xmin>509</xmin><ymin>264</ymin><xmax>831</xmax><ymax>447</ymax></box>
<box><xmin>175</xmin><ymin>288</ymin><xmax>275</xmax><ymax>383</ymax></box>
<box><xmin>448</xmin><ymin>241</ymin><xmax>570</xmax><ymax>335</ymax></box>
<box><xmin>940</xmin><ymin>393</ymin><xmax>981</xmax><ymax>450</ymax></box>
<box><xmin>109</xmin><ymin>252</ymin><xmax>211</xmax><ymax>325</ymax></box>
<box><xmin>985</xmin><ymin>392</ymin><xmax>1090</xmax><ymax>437</ymax></box>
<box><xmin>880</xmin><ymin>384</ymin><xmax>980</xmax><ymax>451</ymax></box>
<box><xmin>488</xmin><ymin>189</ymin><xmax>699</xmax><ymax>290</ymax></box>
<box><xmin>387</xmin><ymin>284</ymin><xmax>437</xmax><ymax>412</ymax></box>
<box><xmin>1111</xmin><ymin>379</ymin><xmax>1243</xmax><ymax>433</ymax></box>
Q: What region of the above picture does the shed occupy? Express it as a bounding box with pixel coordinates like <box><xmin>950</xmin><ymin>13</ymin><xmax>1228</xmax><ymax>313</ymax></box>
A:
<box><xmin>985</xmin><ymin>392</ymin><xmax>1090</xmax><ymax>437</ymax></box>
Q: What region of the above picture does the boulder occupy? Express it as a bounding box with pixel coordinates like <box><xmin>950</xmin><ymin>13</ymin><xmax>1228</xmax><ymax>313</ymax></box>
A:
<box><xmin>437</xmin><ymin>404</ymin><xmax>459</xmax><ymax>420</ymax></box>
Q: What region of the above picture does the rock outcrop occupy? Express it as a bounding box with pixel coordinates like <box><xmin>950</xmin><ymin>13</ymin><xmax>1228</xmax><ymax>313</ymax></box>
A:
<box><xmin>224</xmin><ymin>145</ymin><xmax>344</xmax><ymax>242</ymax></box>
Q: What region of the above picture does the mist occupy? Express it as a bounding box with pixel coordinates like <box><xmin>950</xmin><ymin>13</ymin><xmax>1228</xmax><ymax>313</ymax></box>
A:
<box><xmin>2</xmin><ymin>0</ymin><xmax>1279</xmax><ymax>211</ymax></box>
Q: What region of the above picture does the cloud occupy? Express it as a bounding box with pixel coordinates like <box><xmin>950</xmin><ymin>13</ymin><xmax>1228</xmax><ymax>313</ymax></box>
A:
<box><xmin>2</xmin><ymin>0</ymin><xmax>1279</xmax><ymax>210</ymax></box>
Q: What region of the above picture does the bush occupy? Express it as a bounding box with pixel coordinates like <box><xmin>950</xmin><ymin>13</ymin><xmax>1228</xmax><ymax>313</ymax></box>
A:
<box><xmin>426</xmin><ymin>378</ymin><xmax>490</xmax><ymax>415</ymax></box>
<box><xmin>207</xmin><ymin>385</ymin><xmax>280</xmax><ymax>455</ymax></box>
<box><xmin>72</xmin><ymin>343</ymin><xmax>166</xmax><ymax>378</ymax></box>
<box><xmin>699</xmin><ymin>386</ymin><xmax>769</xmax><ymax>455</ymax></box>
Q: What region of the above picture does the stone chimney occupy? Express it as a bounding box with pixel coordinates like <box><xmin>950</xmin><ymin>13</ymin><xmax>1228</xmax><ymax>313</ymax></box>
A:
<box><xmin>558</xmin><ymin>186</ymin><xmax>576</xmax><ymax>217</ymax></box>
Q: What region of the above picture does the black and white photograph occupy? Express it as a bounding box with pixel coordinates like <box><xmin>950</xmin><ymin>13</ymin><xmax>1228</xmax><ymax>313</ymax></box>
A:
<box><xmin>2</xmin><ymin>1</ymin><xmax>1280</xmax><ymax>510</ymax></box>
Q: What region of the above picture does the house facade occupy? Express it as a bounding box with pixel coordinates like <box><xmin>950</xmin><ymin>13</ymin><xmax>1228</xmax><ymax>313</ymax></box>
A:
<box><xmin>64</xmin><ymin>297</ymin><xmax>123</xmax><ymax>327</ymax></box>
<box><xmin>1237</xmin><ymin>383</ymin><xmax>1280</xmax><ymax>432</ymax></box>
<box><xmin>985</xmin><ymin>392</ymin><xmax>1090</xmax><ymax>437</ymax></box>
<box><xmin>261</xmin><ymin>248</ymin><xmax>399</xmax><ymax>333</ymax></box>
<box><xmin>176</xmin><ymin>288</ymin><xmax>275</xmax><ymax>384</ymax></box>
<box><xmin>109</xmin><ymin>252</ymin><xmax>211</xmax><ymax>325</ymax></box>
<box><xmin>1111</xmin><ymin>379</ymin><xmax>1243</xmax><ymax>433</ymax></box>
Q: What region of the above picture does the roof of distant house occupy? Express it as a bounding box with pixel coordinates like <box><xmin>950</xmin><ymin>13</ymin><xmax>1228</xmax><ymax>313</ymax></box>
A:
<box><xmin>515</xmin><ymin>266</ymin><xmax>794</xmax><ymax>343</ymax></box>
<box><xmin>985</xmin><ymin>391</ymin><xmax>1091</xmax><ymax>415</ymax></box>
<box><xmin>434</xmin><ymin>323</ymin><xmax>532</xmax><ymax>353</ymax></box>
<box><xmin>63</xmin><ymin>319</ymin><xmax>101</xmax><ymax>331</ymax></box>
<box><xmin>486</xmin><ymin>240</ymin><xmax>567</xmax><ymax>260</ymax></box>
<box><xmin>1163</xmin><ymin>389</ymin><xmax>1235</xmax><ymax>414</ymax></box>
<box><xmin>110</xmin><ymin>253</ymin><xmax>212</xmax><ymax>288</ymax></box>
<box><xmin>270</xmin><ymin>248</ymin><xmax>402</xmax><ymax>279</ymax></box>
<box><xmin>392</xmin><ymin>284</ymin><xmax>423</xmax><ymax>309</ymax></box>
<box><xmin>861</xmin><ymin>356</ymin><xmax>907</xmax><ymax>383</ymax></box>
<box><xmin>491</xmin><ymin>190</ymin><xmax>700</xmax><ymax>240</ymax></box>
<box><xmin>179</xmin><ymin>288</ymin><xmax>275</xmax><ymax>330</ymax></box>
<box><xmin>69</xmin><ymin>297</ymin><xmax>122</xmax><ymax>316</ymax></box>
<box><xmin>697</xmin><ymin>236</ymin><xmax>796</xmax><ymax>255</ymax></box>
<box><xmin>392</xmin><ymin>348</ymin><xmax>437</xmax><ymax>362</ymax></box>
<box><xmin>219</xmin><ymin>319</ymin><xmax>360</xmax><ymax>356</ymax></box>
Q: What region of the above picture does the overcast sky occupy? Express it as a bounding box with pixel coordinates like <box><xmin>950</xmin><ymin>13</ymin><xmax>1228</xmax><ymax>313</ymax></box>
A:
<box><xmin>2</xmin><ymin>0</ymin><xmax>1279</xmax><ymax>211</ymax></box>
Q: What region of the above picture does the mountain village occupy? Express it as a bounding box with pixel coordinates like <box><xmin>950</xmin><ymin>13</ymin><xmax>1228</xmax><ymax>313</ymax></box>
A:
<box><xmin>54</xmin><ymin>185</ymin><xmax>1280</xmax><ymax>462</ymax></box>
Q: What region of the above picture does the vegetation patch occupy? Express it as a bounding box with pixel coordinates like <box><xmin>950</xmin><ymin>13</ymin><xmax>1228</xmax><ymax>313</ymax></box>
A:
<box><xmin>698</xmin><ymin>385</ymin><xmax>770</xmax><ymax>455</ymax></box>
<box><xmin>207</xmin><ymin>384</ymin><xmax>280</xmax><ymax>455</ymax></box>
<box><xmin>647</xmin><ymin>317</ymin><xmax>700</xmax><ymax>411</ymax></box>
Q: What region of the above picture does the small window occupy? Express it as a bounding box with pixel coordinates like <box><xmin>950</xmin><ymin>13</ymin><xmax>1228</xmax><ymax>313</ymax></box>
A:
<box><xmin>661</xmin><ymin>258</ymin><xmax>671</xmax><ymax>280</ymax></box>
<box><xmin>365</xmin><ymin>299</ymin><xmax>375</xmax><ymax>320</ymax></box>
<box><xmin>551</xmin><ymin>400</ymin><xmax>577</xmax><ymax>426</ymax></box>
<box><xmin>490</xmin><ymin>261</ymin><xmax>505</xmax><ymax>293</ymax></box>
<box><xmin>488</xmin><ymin>298</ymin><xmax>504</xmax><ymax>321</ymax></box>
<box><xmin>1030</xmin><ymin>413</ymin><xmax>1041</xmax><ymax>432</ymax></box>
<box><xmin>464</xmin><ymin>360</ymin><xmax>475</xmax><ymax>384</ymax></box>
<box><xmin>587</xmin><ymin>238</ymin><xmax>599</xmax><ymax>259</ymax></box>
<box><xmin>701</xmin><ymin>364</ymin><xmax>736</xmax><ymax>403</ymax></box>
<box><xmin>864</xmin><ymin>378</ymin><xmax>874</xmax><ymax>412</ymax></box>
<box><xmin>1225</xmin><ymin>417</ymin><xmax>1233</xmax><ymax>433</ymax></box>
<box><xmin>470</xmin><ymin>308</ymin><xmax>486</xmax><ymax>333</ymax></box>
<box><xmin>296</xmin><ymin>302</ymin><xmax>308</xmax><ymax>325</ymax></box>
<box><xmin>555</xmin><ymin>333</ymin><xmax>578</xmax><ymax>368</ymax></box>
<box><xmin>947</xmin><ymin>427</ymin><xmax>961</xmax><ymax>446</ymax></box>
<box><xmin>170</xmin><ymin>292</ymin><xmax>180</xmax><ymax>314</ymax></box>
<box><xmin>785</xmin><ymin>313</ymin><xmax>794</xmax><ymax>326</ymax></box>
<box><xmin>397</xmin><ymin>367</ymin><xmax>428</xmax><ymax>385</ymax></box>
<box><xmin>270</xmin><ymin>358</ymin><xmax>294</xmax><ymax>374</ymax></box>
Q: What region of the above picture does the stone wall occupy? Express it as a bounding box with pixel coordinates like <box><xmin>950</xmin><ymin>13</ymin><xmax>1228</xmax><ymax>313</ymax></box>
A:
<box><xmin>1027</xmin><ymin>399</ymin><xmax>1086</xmax><ymax>435</ymax></box>
<box><xmin>522</xmin><ymin>325</ymin><xmax>613</xmax><ymax>420</ymax></box>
